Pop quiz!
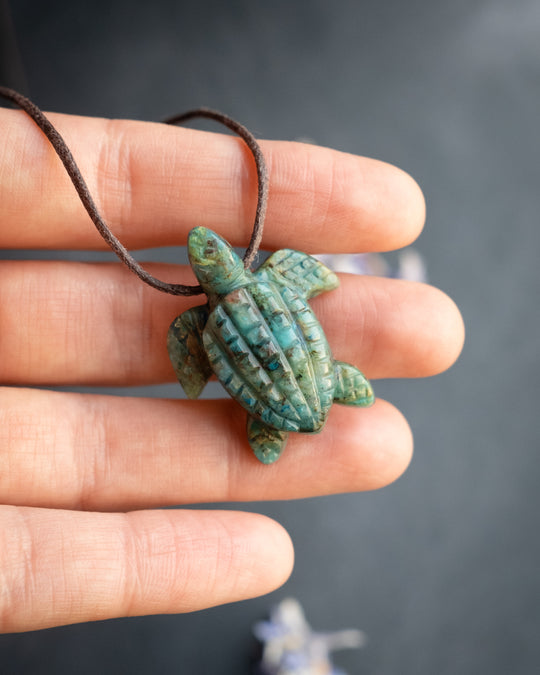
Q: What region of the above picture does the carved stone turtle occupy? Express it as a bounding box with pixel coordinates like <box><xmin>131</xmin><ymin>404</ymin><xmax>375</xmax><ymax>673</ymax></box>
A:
<box><xmin>167</xmin><ymin>226</ymin><xmax>374</xmax><ymax>464</ymax></box>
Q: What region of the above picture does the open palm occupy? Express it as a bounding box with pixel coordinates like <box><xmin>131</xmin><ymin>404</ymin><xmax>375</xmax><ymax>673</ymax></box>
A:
<box><xmin>0</xmin><ymin>108</ymin><xmax>464</xmax><ymax>632</ymax></box>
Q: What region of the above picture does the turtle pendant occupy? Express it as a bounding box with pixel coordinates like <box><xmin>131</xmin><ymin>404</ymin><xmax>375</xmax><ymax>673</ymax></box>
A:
<box><xmin>167</xmin><ymin>227</ymin><xmax>374</xmax><ymax>464</ymax></box>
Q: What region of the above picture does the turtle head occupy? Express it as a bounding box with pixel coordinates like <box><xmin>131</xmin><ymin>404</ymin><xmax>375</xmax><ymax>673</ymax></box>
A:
<box><xmin>188</xmin><ymin>227</ymin><xmax>248</xmax><ymax>296</ymax></box>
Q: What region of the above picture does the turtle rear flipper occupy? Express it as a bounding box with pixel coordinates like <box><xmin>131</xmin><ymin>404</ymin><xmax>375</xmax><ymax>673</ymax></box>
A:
<box><xmin>333</xmin><ymin>361</ymin><xmax>375</xmax><ymax>407</ymax></box>
<box><xmin>167</xmin><ymin>304</ymin><xmax>213</xmax><ymax>399</ymax></box>
<box><xmin>247</xmin><ymin>416</ymin><xmax>289</xmax><ymax>464</ymax></box>
<box><xmin>256</xmin><ymin>249</ymin><xmax>339</xmax><ymax>299</ymax></box>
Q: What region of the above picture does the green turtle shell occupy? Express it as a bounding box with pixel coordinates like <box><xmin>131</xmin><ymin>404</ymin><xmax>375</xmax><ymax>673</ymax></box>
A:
<box><xmin>202</xmin><ymin>280</ymin><xmax>336</xmax><ymax>433</ymax></box>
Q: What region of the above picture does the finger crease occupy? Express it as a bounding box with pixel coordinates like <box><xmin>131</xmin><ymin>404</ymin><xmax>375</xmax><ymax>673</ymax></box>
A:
<box><xmin>75</xmin><ymin>399</ymin><xmax>110</xmax><ymax>511</ymax></box>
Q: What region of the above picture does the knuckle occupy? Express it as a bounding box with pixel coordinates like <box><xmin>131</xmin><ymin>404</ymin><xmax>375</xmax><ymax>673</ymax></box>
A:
<box><xmin>94</xmin><ymin>119</ymin><xmax>135</xmax><ymax>234</ymax></box>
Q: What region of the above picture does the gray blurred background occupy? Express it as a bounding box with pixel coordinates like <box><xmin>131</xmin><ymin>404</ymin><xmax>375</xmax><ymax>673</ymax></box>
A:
<box><xmin>1</xmin><ymin>0</ymin><xmax>539</xmax><ymax>673</ymax></box>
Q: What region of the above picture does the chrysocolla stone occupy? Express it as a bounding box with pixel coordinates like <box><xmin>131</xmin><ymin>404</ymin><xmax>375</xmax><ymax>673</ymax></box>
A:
<box><xmin>167</xmin><ymin>227</ymin><xmax>374</xmax><ymax>463</ymax></box>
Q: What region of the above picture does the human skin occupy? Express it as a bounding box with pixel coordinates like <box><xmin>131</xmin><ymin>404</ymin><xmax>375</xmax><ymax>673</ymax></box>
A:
<box><xmin>0</xmin><ymin>108</ymin><xmax>464</xmax><ymax>632</ymax></box>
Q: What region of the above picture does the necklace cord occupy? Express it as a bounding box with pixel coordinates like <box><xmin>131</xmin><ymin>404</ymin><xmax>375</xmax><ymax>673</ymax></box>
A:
<box><xmin>0</xmin><ymin>86</ymin><xmax>269</xmax><ymax>297</ymax></box>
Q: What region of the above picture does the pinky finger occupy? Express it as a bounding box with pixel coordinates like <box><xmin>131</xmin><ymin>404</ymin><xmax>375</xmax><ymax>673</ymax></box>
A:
<box><xmin>0</xmin><ymin>506</ymin><xmax>294</xmax><ymax>633</ymax></box>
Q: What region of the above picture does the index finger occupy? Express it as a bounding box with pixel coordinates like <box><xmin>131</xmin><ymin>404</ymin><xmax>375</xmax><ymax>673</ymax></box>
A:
<box><xmin>0</xmin><ymin>108</ymin><xmax>425</xmax><ymax>252</ymax></box>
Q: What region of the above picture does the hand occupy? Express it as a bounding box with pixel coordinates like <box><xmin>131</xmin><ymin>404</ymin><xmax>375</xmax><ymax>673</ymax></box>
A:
<box><xmin>0</xmin><ymin>108</ymin><xmax>464</xmax><ymax>632</ymax></box>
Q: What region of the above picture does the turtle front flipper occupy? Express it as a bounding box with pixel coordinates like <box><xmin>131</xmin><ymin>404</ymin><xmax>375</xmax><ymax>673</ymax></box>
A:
<box><xmin>247</xmin><ymin>416</ymin><xmax>289</xmax><ymax>464</ymax></box>
<box><xmin>333</xmin><ymin>361</ymin><xmax>375</xmax><ymax>407</ymax></box>
<box><xmin>256</xmin><ymin>249</ymin><xmax>339</xmax><ymax>299</ymax></box>
<box><xmin>167</xmin><ymin>304</ymin><xmax>213</xmax><ymax>399</ymax></box>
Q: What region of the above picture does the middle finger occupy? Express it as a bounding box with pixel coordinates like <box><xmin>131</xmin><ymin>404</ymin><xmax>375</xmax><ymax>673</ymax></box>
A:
<box><xmin>0</xmin><ymin>260</ymin><xmax>462</xmax><ymax>384</ymax></box>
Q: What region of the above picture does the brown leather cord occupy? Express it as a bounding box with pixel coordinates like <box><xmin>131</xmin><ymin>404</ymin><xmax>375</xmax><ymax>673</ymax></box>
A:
<box><xmin>0</xmin><ymin>86</ymin><xmax>269</xmax><ymax>296</ymax></box>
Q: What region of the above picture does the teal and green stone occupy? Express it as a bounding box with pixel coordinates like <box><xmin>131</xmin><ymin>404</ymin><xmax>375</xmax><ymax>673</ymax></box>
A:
<box><xmin>167</xmin><ymin>227</ymin><xmax>374</xmax><ymax>464</ymax></box>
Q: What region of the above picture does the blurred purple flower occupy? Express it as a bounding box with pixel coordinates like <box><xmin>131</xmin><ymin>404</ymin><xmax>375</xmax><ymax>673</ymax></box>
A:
<box><xmin>253</xmin><ymin>598</ymin><xmax>366</xmax><ymax>675</ymax></box>
<box><xmin>315</xmin><ymin>249</ymin><xmax>427</xmax><ymax>283</ymax></box>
